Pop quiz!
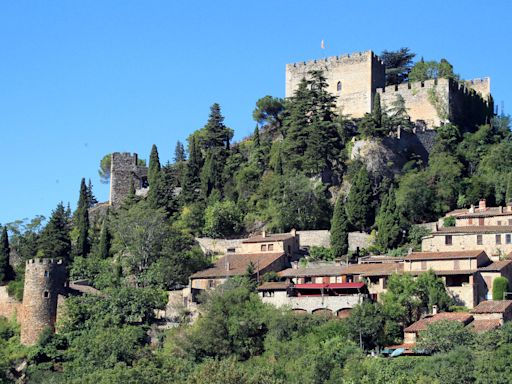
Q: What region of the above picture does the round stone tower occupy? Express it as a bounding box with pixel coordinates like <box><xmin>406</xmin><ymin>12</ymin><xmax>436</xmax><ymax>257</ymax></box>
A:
<box><xmin>20</xmin><ymin>258</ymin><xmax>67</xmax><ymax>345</ymax></box>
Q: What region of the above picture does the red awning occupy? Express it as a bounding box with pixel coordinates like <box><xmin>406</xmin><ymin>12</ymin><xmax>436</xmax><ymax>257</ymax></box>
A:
<box><xmin>293</xmin><ymin>282</ymin><xmax>365</xmax><ymax>290</ymax></box>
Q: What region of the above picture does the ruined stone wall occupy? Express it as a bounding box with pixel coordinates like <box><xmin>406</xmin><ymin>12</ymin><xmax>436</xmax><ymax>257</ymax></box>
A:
<box><xmin>109</xmin><ymin>152</ymin><xmax>148</xmax><ymax>208</ymax></box>
<box><xmin>465</xmin><ymin>77</ymin><xmax>491</xmax><ymax>99</ymax></box>
<box><xmin>0</xmin><ymin>286</ymin><xmax>21</xmax><ymax>320</ymax></box>
<box><xmin>378</xmin><ymin>78</ymin><xmax>450</xmax><ymax>128</ymax></box>
<box><xmin>286</xmin><ymin>51</ymin><xmax>385</xmax><ymax>118</ymax></box>
<box><xmin>20</xmin><ymin>258</ymin><xmax>67</xmax><ymax>345</ymax></box>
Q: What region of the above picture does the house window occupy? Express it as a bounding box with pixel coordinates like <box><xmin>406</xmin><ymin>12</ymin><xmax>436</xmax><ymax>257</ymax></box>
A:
<box><xmin>445</xmin><ymin>235</ymin><xmax>453</xmax><ymax>246</ymax></box>
<box><xmin>496</xmin><ymin>234</ymin><xmax>502</xmax><ymax>245</ymax></box>
<box><xmin>507</xmin><ymin>234</ymin><xmax>511</xmax><ymax>244</ymax></box>
<box><xmin>263</xmin><ymin>291</ymin><xmax>274</xmax><ymax>297</ymax></box>
<box><xmin>44</xmin><ymin>270</ymin><xmax>49</xmax><ymax>278</ymax></box>
<box><xmin>477</xmin><ymin>235</ymin><xmax>483</xmax><ymax>245</ymax></box>
<box><xmin>268</xmin><ymin>244</ymin><xmax>274</xmax><ymax>251</ymax></box>
<box><xmin>479</xmin><ymin>218</ymin><xmax>484</xmax><ymax>226</ymax></box>
<box><xmin>468</xmin><ymin>218</ymin><xmax>473</xmax><ymax>225</ymax></box>
<box><xmin>304</xmin><ymin>277</ymin><xmax>312</xmax><ymax>283</ymax></box>
<box><xmin>337</xmin><ymin>81</ymin><xmax>342</xmax><ymax>92</ymax></box>
<box><xmin>208</xmin><ymin>280</ymin><xmax>215</xmax><ymax>289</ymax></box>
<box><xmin>498</xmin><ymin>221</ymin><xmax>502</xmax><ymax>226</ymax></box>
<box><xmin>261</xmin><ymin>244</ymin><xmax>267</xmax><ymax>251</ymax></box>
<box><xmin>43</xmin><ymin>291</ymin><xmax>49</xmax><ymax>298</ymax></box>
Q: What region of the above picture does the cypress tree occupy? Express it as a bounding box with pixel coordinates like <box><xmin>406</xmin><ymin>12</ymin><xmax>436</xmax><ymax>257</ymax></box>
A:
<box><xmin>121</xmin><ymin>179</ymin><xmax>138</xmax><ymax>209</ymax></box>
<box><xmin>39</xmin><ymin>202</ymin><xmax>72</xmax><ymax>260</ymax></box>
<box><xmin>375</xmin><ymin>186</ymin><xmax>401</xmax><ymax>251</ymax></box>
<box><xmin>201</xmin><ymin>149</ymin><xmax>222</xmax><ymax>198</ymax></box>
<box><xmin>373</xmin><ymin>93</ymin><xmax>382</xmax><ymax>128</ymax></box>
<box><xmin>330</xmin><ymin>197</ymin><xmax>349</xmax><ymax>258</ymax></box>
<box><xmin>0</xmin><ymin>226</ymin><xmax>10</xmax><ymax>282</ymax></box>
<box><xmin>98</xmin><ymin>212</ymin><xmax>111</xmax><ymax>259</ymax></box>
<box><xmin>346</xmin><ymin>165</ymin><xmax>374</xmax><ymax>232</ymax></box>
<box><xmin>203</xmin><ymin>103</ymin><xmax>232</xmax><ymax>151</ymax></box>
<box><xmin>182</xmin><ymin>135</ymin><xmax>203</xmax><ymax>204</ymax></box>
<box><xmin>148</xmin><ymin>144</ymin><xmax>161</xmax><ymax>187</ymax></box>
<box><xmin>253</xmin><ymin>125</ymin><xmax>260</xmax><ymax>147</ymax></box>
<box><xmin>74</xmin><ymin>178</ymin><xmax>90</xmax><ymax>258</ymax></box>
<box><xmin>174</xmin><ymin>141</ymin><xmax>186</xmax><ymax>163</ymax></box>
<box><xmin>86</xmin><ymin>179</ymin><xmax>98</xmax><ymax>207</ymax></box>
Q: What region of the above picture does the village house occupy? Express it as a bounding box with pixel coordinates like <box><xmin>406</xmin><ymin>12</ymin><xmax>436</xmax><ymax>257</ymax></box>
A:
<box><xmin>184</xmin><ymin>230</ymin><xmax>299</xmax><ymax>305</ymax></box>
<box><xmin>257</xmin><ymin>281</ymin><xmax>369</xmax><ymax>318</ymax></box>
<box><xmin>423</xmin><ymin>200</ymin><xmax>512</xmax><ymax>260</ymax></box>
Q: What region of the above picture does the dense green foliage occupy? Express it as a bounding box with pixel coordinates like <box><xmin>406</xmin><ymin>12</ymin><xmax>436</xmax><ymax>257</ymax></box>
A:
<box><xmin>492</xmin><ymin>276</ymin><xmax>509</xmax><ymax>300</ymax></box>
<box><xmin>0</xmin><ymin>226</ymin><xmax>11</xmax><ymax>282</ymax></box>
<box><xmin>330</xmin><ymin>197</ymin><xmax>348</xmax><ymax>257</ymax></box>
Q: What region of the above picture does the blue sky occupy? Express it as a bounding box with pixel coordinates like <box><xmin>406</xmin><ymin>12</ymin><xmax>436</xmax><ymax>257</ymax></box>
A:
<box><xmin>1</xmin><ymin>0</ymin><xmax>510</xmax><ymax>224</ymax></box>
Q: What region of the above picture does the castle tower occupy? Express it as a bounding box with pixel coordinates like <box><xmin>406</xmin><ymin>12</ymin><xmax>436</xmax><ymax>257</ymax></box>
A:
<box><xmin>20</xmin><ymin>258</ymin><xmax>67</xmax><ymax>345</ymax></box>
<box><xmin>109</xmin><ymin>152</ymin><xmax>148</xmax><ymax>208</ymax></box>
<box><xmin>285</xmin><ymin>50</ymin><xmax>385</xmax><ymax>118</ymax></box>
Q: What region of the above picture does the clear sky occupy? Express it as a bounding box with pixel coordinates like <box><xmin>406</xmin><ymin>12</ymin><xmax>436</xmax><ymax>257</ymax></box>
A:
<box><xmin>1</xmin><ymin>0</ymin><xmax>510</xmax><ymax>224</ymax></box>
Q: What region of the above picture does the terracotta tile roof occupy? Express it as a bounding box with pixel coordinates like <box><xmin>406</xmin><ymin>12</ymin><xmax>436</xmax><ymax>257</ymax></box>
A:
<box><xmin>470</xmin><ymin>300</ymin><xmax>512</xmax><ymax>314</ymax></box>
<box><xmin>257</xmin><ymin>281</ymin><xmax>290</xmax><ymax>291</ymax></box>
<box><xmin>278</xmin><ymin>262</ymin><xmax>403</xmax><ymax>278</ymax></box>
<box><xmin>407</xmin><ymin>269</ymin><xmax>477</xmax><ymax>276</ymax></box>
<box><xmin>435</xmin><ymin>226</ymin><xmax>512</xmax><ymax>234</ymax></box>
<box><xmin>190</xmin><ymin>252</ymin><xmax>285</xmax><ymax>279</ymax></box>
<box><xmin>450</xmin><ymin>207</ymin><xmax>512</xmax><ymax>218</ymax></box>
<box><xmin>358</xmin><ymin>256</ymin><xmax>405</xmax><ymax>264</ymax></box>
<box><xmin>469</xmin><ymin>319</ymin><xmax>502</xmax><ymax>333</ymax></box>
<box><xmin>404</xmin><ymin>312</ymin><xmax>474</xmax><ymax>333</ymax></box>
<box><xmin>279</xmin><ymin>265</ymin><xmax>342</xmax><ymax>278</ymax></box>
<box><xmin>242</xmin><ymin>233</ymin><xmax>294</xmax><ymax>243</ymax></box>
<box><xmin>479</xmin><ymin>260</ymin><xmax>512</xmax><ymax>272</ymax></box>
<box><xmin>404</xmin><ymin>250</ymin><xmax>486</xmax><ymax>261</ymax></box>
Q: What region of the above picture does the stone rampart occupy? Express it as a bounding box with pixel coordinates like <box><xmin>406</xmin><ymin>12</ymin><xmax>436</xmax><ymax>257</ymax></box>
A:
<box><xmin>109</xmin><ymin>152</ymin><xmax>148</xmax><ymax>208</ymax></box>
<box><xmin>0</xmin><ymin>286</ymin><xmax>21</xmax><ymax>320</ymax></box>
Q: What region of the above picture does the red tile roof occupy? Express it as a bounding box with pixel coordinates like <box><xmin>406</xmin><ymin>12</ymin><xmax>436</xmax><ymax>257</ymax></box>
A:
<box><xmin>404</xmin><ymin>312</ymin><xmax>474</xmax><ymax>333</ymax></box>
<box><xmin>242</xmin><ymin>233</ymin><xmax>294</xmax><ymax>243</ymax></box>
<box><xmin>469</xmin><ymin>319</ymin><xmax>502</xmax><ymax>333</ymax></box>
<box><xmin>404</xmin><ymin>250</ymin><xmax>486</xmax><ymax>261</ymax></box>
<box><xmin>278</xmin><ymin>262</ymin><xmax>403</xmax><ymax>278</ymax></box>
<box><xmin>191</xmin><ymin>252</ymin><xmax>285</xmax><ymax>279</ymax></box>
<box><xmin>407</xmin><ymin>269</ymin><xmax>477</xmax><ymax>276</ymax></box>
<box><xmin>479</xmin><ymin>260</ymin><xmax>512</xmax><ymax>272</ymax></box>
<box><xmin>293</xmin><ymin>282</ymin><xmax>366</xmax><ymax>290</ymax></box>
<box><xmin>470</xmin><ymin>300</ymin><xmax>512</xmax><ymax>314</ymax></box>
<box><xmin>435</xmin><ymin>226</ymin><xmax>512</xmax><ymax>234</ymax></box>
<box><xmin>449</xmin><ymin>207</ymin><xmax>512</xmax><ymax>218</ymax></box>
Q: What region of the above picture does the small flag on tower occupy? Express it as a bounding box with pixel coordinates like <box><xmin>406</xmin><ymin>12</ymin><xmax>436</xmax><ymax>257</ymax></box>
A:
<box><xmin>321</xmin><ymin>40</ymin><xmax>325</xmax><ymax>49</ymax></box>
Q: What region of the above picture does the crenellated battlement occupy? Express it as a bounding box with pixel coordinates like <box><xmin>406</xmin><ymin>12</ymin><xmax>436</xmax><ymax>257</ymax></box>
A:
<box><xmin>286</xmin><ymin>50</ymin><xmax>382</xmax><ymax>69</ymax></box>
<box><xmin>26</xmin><ymin>258</ymin><xmax>65</xmax><ymax>266</ymax></box>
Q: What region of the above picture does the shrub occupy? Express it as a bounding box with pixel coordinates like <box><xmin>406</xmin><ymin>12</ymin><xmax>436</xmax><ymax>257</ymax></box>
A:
<box><xmin>493</xmin><ymin>277</ymin><xmax>509</xmax><ymax>300</ymax></box>
<box><xmin>443</xmin><ymin>216</ymin><xmax>456</xmax><ymax>227</ymax></box>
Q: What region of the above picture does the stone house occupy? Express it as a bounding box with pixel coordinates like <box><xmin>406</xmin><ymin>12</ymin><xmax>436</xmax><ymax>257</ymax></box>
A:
<box><xmin>257</xmin><ymin>281</ymin><xmax>368</xmax><ymax>318</ymax></box>
<box><xmin>403</xmin><ymin>311</ymin><xmax>474</xmax><ymax>345</ymax></box>
<box><xmin>478</xmin><ymin>260</ymin><xmax>512</xmax><ymax>300</ymax></box>
<box><xmin>469</xmin><ymin>300</ymin><xmax>512</xmax><ymax>332</ymax></box>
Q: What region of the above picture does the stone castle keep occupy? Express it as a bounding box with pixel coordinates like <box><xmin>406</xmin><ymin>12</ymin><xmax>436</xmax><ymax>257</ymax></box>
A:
<box><xmin>109</xmin><ymin>152</ymin><xmax>148</xmax><ymax>207</ymax></box>
<box><xmin>286</xmin><ymin>50</ymin><xmax>492</xmax><ymax>128</ymax></box>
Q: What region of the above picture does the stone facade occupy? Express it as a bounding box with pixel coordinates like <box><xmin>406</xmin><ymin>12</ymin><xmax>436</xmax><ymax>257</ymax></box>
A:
<box><xmin>20</xmin><ymin>258</ymin><xmax>67</xmax><ymax>345</ymax></box>
<box><xmin>109</xmin><ymin>152</ymin><xmax>148</xmax><ymax>208</ymax></box>
<box><xmin>286</xmin><ymin>50</ymin><xmax>492</xmax><ymax>129</ymax></box>
<box><xmin>286</xmin><ymin>51</ymin><xmax>385</xmax><ymax>118</ymax></box>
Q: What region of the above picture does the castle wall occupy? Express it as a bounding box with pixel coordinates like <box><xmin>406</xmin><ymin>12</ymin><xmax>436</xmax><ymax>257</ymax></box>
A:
<box><xmin>20</xmin><ymin>258</ymin><xmax>67</xmax><ymax>345</ymax></box>
<box><xmin>0</xmin><ymin>286</ymin><xmax>21</xmax><ymax>320</ymax></box>
<box><xmin>378</xmin><ymin>78</ymin><xmax>450</xmax><ymax>128</ymax></box>
<box><xmin>465</xmin><ymin>77</ymin><xmax>491</xmax><ymax>99</ymax></box>
<box><xmin>286</xmin><ymin>51</ymin><xmax>385</xmax><ymax>118</ymax></box>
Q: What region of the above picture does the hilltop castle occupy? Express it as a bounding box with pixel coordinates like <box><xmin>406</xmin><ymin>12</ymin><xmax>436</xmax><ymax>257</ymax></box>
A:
<box><xmin>286</xmin><ymin>50</ymin><xmax>493</xmax><ymax>128</ymax></box>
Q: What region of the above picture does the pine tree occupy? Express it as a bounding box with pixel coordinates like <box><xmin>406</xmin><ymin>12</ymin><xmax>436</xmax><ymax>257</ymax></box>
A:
<box><xmin>203</xmin><ymin>103</ymin><xmax>232</xmax><ymax>151</ymax></box>
<box><xmin>346</xmin><ymin>165</ymin><xmax>374</xmax><ymax>232</ymax></box>
<box><xmin>39</xmin><ymin>202</ymin><xmax>72</xmax><ymax>260</ymax></box>
<box><xmin>74</xmin><ymin>178</ymin><xmax>90</xmax><ymax>258</ymax></box>
<box><xmin>375</xmin><ymin>186</ymin><xmax>401</xmax><ymax>251</ymax></box>
<box><xmin>148</xmin><ymin>144</ymin><xmax>161</xmax><ymax>187</ymax></box>
<box><xmin>174</xmin><ymin>141</ymin><xmax>186</xmax><ymax>163</ymax></box>
<box><xmin>181</xmin><ymin>135</ymin><xmax>203</xmax><ymax>204</ymax></box>
<box><xmin>0</xmin><ymin>226</ymin><xmax>10</xmax><ymax>282</ymax></box>
<box><xmin>86</xmin><ymin>179</ymin><xmax>98</xmax><ymax>207</ymax></box>
<box><xmin>98</xmin><ymin>212</ymin><xmax>111</xmax><ymax>259</ymax></box>
<box><xmin>330</xmin><ymin>197</ymin><xmax>349</xmax><ymax>258</ymax></box>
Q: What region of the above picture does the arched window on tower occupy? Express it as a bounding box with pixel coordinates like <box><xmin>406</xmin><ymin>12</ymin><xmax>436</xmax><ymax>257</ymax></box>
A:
<box><xmin>337</xmin><ymin>81</ymin><xmax>342</xmax><ymax>93</ymax></box>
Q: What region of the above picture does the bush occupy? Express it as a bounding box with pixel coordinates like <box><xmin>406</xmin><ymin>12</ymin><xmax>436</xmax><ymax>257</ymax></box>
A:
<box><xmin>203</xmin><ymin>200</ymin><xmax>244</xmax><ymax>238</ymax></box>
<box><xmin>493</xmin><ymin>277</ymin><xmax>509</xmax><ymax>300</ymax></box>
<box><xmin>308</xmin><ymin>246</ymin><xmax>334</xmax><ymax>261</ymax></box>
<box><xmin>443</xmin><ymin>216</ymin><xmax>456</xmax><ymax>227</ymax></box>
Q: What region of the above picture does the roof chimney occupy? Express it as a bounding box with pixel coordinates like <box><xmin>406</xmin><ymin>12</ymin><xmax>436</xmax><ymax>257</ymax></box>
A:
<box><xmin>469</xmin><ymin>204</ymin><xmax>475</xmax><ymax>213</ymax></box>
<box><xmin>290</xmin><ymin>228</ymin><xmax>297</xmax><ymax>237</ymax></box>
<box><xmin>432</xmin><ymin>305</ymin><xmax>438</xmax><ymax>315</ymax></box>
<box><xmin>226</xmin><ymin>261</ymin><xmax>230</xmax><ymax>271</ymax></box>
<box><xmin>262</xmin><ymin>230</ymin><xmax>267</xmax><ymax>238</ymax></box>
<box><xmin>479</xmin><ymin>199</ymin><xmax>487</xmax><ymax>211</ymax></box>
